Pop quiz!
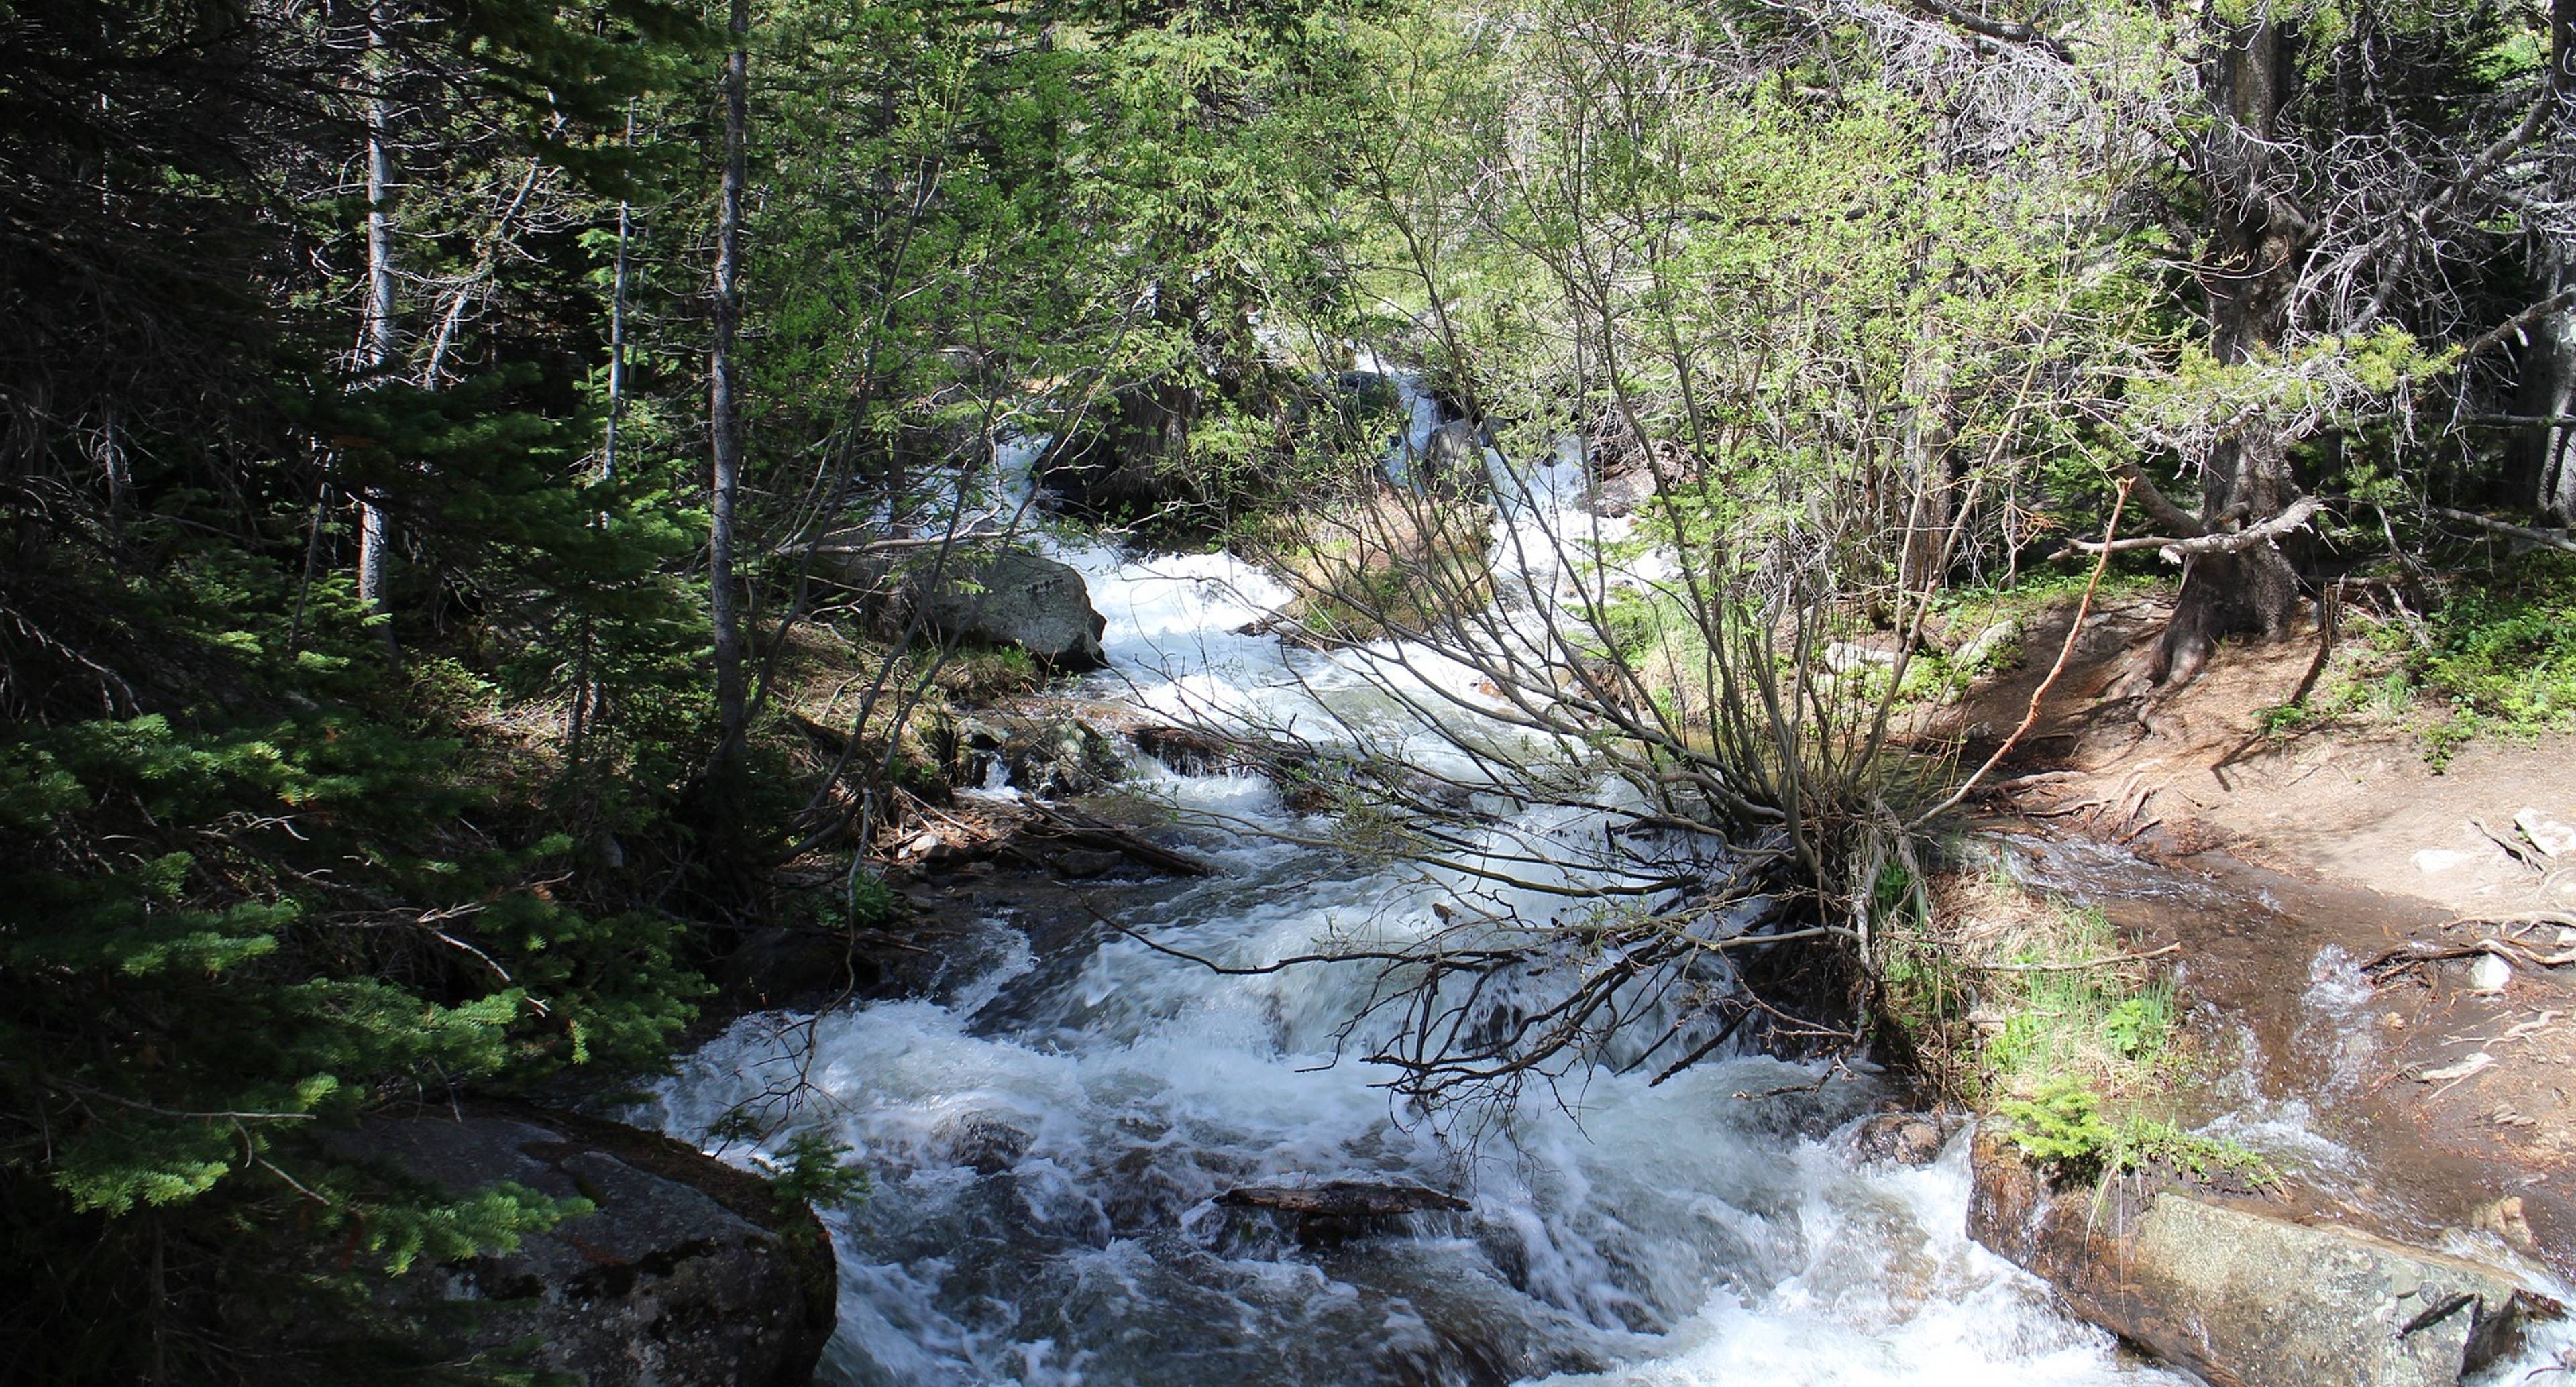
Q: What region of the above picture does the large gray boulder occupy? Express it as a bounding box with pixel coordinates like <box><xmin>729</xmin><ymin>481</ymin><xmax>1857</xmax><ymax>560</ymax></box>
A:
<box><xmin>323</xmin><ymin>1105</ymin><xmax>835</xmax><ymax>1387</ymax></box>
<box><xmin>908</xmin><ymin>549</ymin><xmax>1108</xmax><ymax>671</ymax></box>
<box><xmin>1970</xmin><ymin>1131</ymin><xmax>2561</xmax><ymax>1386</ymax></box>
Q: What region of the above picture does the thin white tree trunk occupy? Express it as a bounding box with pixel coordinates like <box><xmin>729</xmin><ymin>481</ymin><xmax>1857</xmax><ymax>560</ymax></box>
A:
<box><xmin>603</xmin><ymin>105</ymin><xmax>635</xmax><ymax>484</ymax></box>
<box><xmin>358</xmin><ymin>0</ymin><xmax>399</xmax><ymax>638</ymax></box>
<box><xmin>708</xmin><ymin>0</ymin><xmax>751</xmax><ymax>765</ymax></box>
<box><xmin>2533</xmin><ymin>0</ymin><xmax>2576</xmax><ymax>520</ymax></box>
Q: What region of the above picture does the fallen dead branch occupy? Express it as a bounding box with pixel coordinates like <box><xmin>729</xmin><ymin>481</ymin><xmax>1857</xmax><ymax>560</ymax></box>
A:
<box><xmin>2363</xmin><ymin>936</ymin><xmax>2576</xmax><ymax>984</ymax></box>
<box><xmin>1010</xmin><ymin>801</ymin><xmax>1218</xmax><ymax>877</ymax></box>
<box><xmin>1911</xmin><ymin>478</ymin><xmax>2130</xmax><ymax>828</ymax></box>
<box><xmin>1964</xmin><ymin>941</ymin><xmax>2180</xmax><ymax>973</ymax></box>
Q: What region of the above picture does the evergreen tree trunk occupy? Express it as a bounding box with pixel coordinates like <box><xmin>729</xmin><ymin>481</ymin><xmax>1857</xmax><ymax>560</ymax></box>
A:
<box><xmin>2152</xmin><ymin>18</ymin><xmax>2310</xmax><ymax>688</ymax></box>
<box><xmin>707</xmin><ymin>0</ymin><xmax>750</xmax><ymax>771</ymax></box>
<box><xmin>2522</xmin><ymin>265</ymin><xmax>2576</xmax><ymax>521</ymax></box>
<box><xmin>2516</xmin><ymin>0</ymin><xmax>2576</xmax><ymax>521</ymax></box>
<box><xmin>568</xmin><ymin>111</ymin><xmax>637</xmax><ymax>768</ymax></box>
<box><xmin>358</xmin><ymin>0</ymin><xmax>399</xmax><ymax>643</ymax></box>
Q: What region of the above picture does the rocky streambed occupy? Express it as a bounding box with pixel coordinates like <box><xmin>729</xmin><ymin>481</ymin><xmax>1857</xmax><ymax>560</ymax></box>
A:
<box><xmin>634</xmin><ymin>501</ymin><xmax>2576</xmax><ymax>1386</ymax></box>
<box><xmin>464</xmin><ymin>384</ymin><xmax>2576</xmax><ymax>1386</ymax></box>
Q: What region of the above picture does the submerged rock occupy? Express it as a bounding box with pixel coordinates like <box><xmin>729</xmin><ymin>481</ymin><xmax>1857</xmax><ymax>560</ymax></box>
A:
<box><xmin>939</xmin><ymin>1115</ymin><xmax>1037</xmax><ymax>1176</ymax></box>
<box><xmin>1332</xmin><ymin>369</ymin><xmax>1403</xmax><ymax>420</ymax></box>
<box><xmin>1220</xmin><ymin>1180</ymin><xmax>1474</xmax><ymax>1217</ymax></box>
<box><xmin>323</xmin><ymin>1104</ymin><xmax>834</xmax><ymax>1387</ymax></box>
<box><xmin>1419</xmin><ymin>419</ymin><xmax>1487</xmax><ymax>488</ymax></box>
<box><xmin>1968</xmin><ymin>1131</ymin><xmax>2561</xmax><ymax>1386</ymax></box>
<box><xmin>948</xmin><ymin>709</ymin><xmax>1126</xmax><ymax>797</ymax></box>
<box><xmin>1847</xmin><ymin>1110</ymin><xmax>1953</xmax><ymax>1167</ymax></box>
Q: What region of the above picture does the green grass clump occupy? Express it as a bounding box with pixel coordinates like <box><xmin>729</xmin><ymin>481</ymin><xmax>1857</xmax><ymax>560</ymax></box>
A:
<box><xmin>1962</xmin><ymin>889</ymin><xmax>2277</xmax><ymax>1187</ymax></box>
<box><xmin>1982</xmin><ymin>904</ymin><xmax>2178</xmax><ymax>1087</ymax></box>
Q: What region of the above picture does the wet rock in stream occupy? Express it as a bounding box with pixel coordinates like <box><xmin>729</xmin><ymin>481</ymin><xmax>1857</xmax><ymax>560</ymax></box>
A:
<box><xmin>321</xmin><ymin>1103</ymin><xmax>834</xmax><ymax>1387</ymax></box>
<box><xmin>1969</xmin><ymin>1131</ymin><xmax>2563</xmax><ymax>1386</ymax></box>
<box><xmin>1218</xmin><ymin>1180</ymin><xmax>1475</xmax><ymax>1246</ymax></box>
<box><xmin>1846</xmin><ymin>1109</ymin><xmax>1957</xmax><ymax>1167</ymax></box>
<box><xmin>936</xmin><ymin>1115</ymin><xmax>1036</xmax><ymax>1176</ymax></box>
<box><xmin>1220</xmin><ymin>1180</ymin><xmax>1474</xmax><ymax>1217</ymax></box>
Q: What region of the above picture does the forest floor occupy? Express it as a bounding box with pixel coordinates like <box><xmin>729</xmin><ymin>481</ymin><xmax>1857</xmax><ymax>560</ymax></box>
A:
<box><xmin>1937</xmin><ymin>588</ymin><xmax>2576</xmax><ymax>1281</ymax></box>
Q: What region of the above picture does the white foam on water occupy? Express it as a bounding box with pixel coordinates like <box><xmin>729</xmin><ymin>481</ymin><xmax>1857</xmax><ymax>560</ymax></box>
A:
<box><xmin>651</xmin><ymin>372</ymin><xmax>2576</xmax><ymax>1386</ymax></box>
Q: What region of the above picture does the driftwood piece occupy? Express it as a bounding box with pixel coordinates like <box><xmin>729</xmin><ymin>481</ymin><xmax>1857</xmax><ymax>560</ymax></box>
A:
<box><xmin>1013</xmin><ymin>801</ymin><xmax>1216</xmax><ymax>877</ymax></box>
<box><xmin>1216</xmin><ymin>1180</ymin><xmax>1472</xmax><ymax>1217</ymax></box>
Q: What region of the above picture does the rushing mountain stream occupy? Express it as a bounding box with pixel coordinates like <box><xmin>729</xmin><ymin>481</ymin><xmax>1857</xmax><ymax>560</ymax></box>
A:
<box><xmin>637</xmin><ymin>388</ymin><xmax>2188</xmax><ymax>1386</ymax></box>
<box><xmin>650</xmin><ymin>543</ymin><xmax>2183</xmax><ymax>1387</ymax></box>
<box><xmin>647</xmin><ymin>397</ymin><xmax>2568</xmax><ymax>1386</ymax></box>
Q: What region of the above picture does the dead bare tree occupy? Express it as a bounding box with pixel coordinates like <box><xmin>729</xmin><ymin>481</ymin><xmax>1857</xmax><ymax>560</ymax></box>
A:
<box><xmin>706</xmin><ymin>0</ymin><xmax>751</xmax><ymax>779</ymax></box>
<box><xmin>1118</xmin><ymin>0</ymin><xmax>2139</xmax><ymax>1119</ymax></box>
<box><xmin>356</xmin><ymin>0</ymin><xmax>400</xmax><ymax>647</ymax></box>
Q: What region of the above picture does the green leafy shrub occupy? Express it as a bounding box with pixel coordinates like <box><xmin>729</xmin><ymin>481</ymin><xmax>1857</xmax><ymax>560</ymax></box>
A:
<box><xmin>1997</xmin><ymin>1078</ymin><xmax>2275</xmax><ymax>1186</ymax></box>
<box><xmin>2273</xmin><ymin>556</ymin><xmax>2576</xmax><ymax>763</ymax></box>
<box><xmin>2414</xmin><ymin>560</ymin><xmax>2576</xmax><ymax>763</ymax></box>
<box><xmin>771</xmin><ymin>1131</ymin><xmax>871</xmax><ymax>1221</ymax></box>
<box><xmin>1996</xmin><ymin>1077</ymin><xmax>2121</xmax><ymax>1174</ymax></box>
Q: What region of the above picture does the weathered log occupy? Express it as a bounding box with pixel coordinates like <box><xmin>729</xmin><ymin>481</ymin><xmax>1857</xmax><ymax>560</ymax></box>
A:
<box><xmin>1217</xmin><ymin>1180</ymin><xmax>1472</xmax><ymax>1217</ymax></box>
<box><xmin>1014</xmin><ymin>801</ymin><xmax>1216</xmax><ymax>877</ymax></box>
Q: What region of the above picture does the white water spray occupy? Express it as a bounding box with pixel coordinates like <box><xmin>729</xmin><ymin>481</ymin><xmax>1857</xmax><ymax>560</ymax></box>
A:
<box><xmin>651</xmin><ymin>382</ymin><xmax>2317</xmax><ymax>1386</ymax></box>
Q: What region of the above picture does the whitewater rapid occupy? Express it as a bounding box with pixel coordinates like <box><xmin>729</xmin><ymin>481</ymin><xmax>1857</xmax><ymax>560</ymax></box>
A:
<box><xmin>647</xmin><ymin>471</ymin><xmax>2209</xmax><ymax>1384</ymax></box>
<box><xmin>648</xmin><ymin>378</ymin><xmax>2576</xmax><ymax>1385</ymax></box>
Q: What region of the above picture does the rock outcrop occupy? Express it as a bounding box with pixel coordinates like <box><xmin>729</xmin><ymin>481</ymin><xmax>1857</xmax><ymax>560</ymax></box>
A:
<box><xmin>1038</xmin><ymin>380</ymin><xmax>1207</xmax><ymax>522</ymax></box>
<box><xmin>815</xmin><ymin>537</ymin><xmax>1110</xmax><ymax>670</ymax></box>
<box><xmin>324</xmin><ymin>1104</ymin><xmax>835</xmax><ymax>1387</ymax></box>
<box><xmin>894</xmin><ymin>549</ymin><xmax>1109</xmax><ymax>670</ymax></box>
<box><xmin>1969</xmin><ymin>1131</ymin><xmax>2561</xmax><ymax>1387</ymax></box>
<box><xmin>918</xmin><ymin>549</ymin><xmax>1107</xmax><ymax>670</ymax></box>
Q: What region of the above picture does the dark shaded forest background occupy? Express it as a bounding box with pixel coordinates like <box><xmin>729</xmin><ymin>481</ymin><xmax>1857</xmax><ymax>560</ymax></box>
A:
<box><xmin>3</xmin><ymin>0</ymin><xmax>2571</xmax><ymax>1379</ymax></box>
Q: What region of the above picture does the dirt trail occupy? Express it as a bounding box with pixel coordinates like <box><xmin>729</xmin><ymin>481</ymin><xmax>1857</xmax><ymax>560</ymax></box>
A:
<box><xmin>1939</xmin><ymin>592</ymin><xmax>2576</xmax><ymax>1281</ymax></box>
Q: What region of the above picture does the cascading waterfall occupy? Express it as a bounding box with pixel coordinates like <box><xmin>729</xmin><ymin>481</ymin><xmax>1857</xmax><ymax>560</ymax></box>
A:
<box><xmin>646</xmin><ymin>377</ymin><xmax>2573</xmax><ymax>1386</ymax></box>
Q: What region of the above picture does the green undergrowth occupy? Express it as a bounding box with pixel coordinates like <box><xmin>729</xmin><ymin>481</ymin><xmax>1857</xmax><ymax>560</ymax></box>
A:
<box><xmin>1883</xmin><ymin>856</ymin><xmax>2276</xmax><ymax>1188</ymax></box>
<box><xmin>2258</xmin><ymin>552</ymin><xmax>2576</xmax><ymax>767</ymax></box>
<box><xmin>1823</xmin><ymin>566</ymin><xmax>2165</xmax><ymax>712</ymax></box>
<box><xmin>1928</xmin><ymin>565</ymin><xmax>2161</xmax><ymax>644</ymax></box>
<box><xmin>1994</xmin><ymin>1078</ymin><xmax>2275</xmax><ymax>1185</ymax></box>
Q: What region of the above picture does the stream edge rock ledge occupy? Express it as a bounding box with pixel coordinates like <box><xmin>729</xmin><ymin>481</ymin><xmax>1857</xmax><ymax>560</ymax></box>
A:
<box><xmin>1967</xmin><ymin>1131</ymin><xmax>2561</xmax><ymax>1386</ymax></box>
<box><xmin>323</xmin><ymin>1102</ymin><xmax>835</xmax><ymax>1387</ymax></box>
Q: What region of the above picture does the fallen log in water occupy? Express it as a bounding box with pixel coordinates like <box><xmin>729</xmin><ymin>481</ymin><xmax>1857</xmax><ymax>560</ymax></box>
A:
<box><xmin>1216</xmin><ymin>1180</ymin><xmax>1472</xmax><ymax>1217</ymax></box>
<box><xmin>1012</xmin><ymin>801</ymin><xmax>1216</xmax><ymax>877</ymax></box>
